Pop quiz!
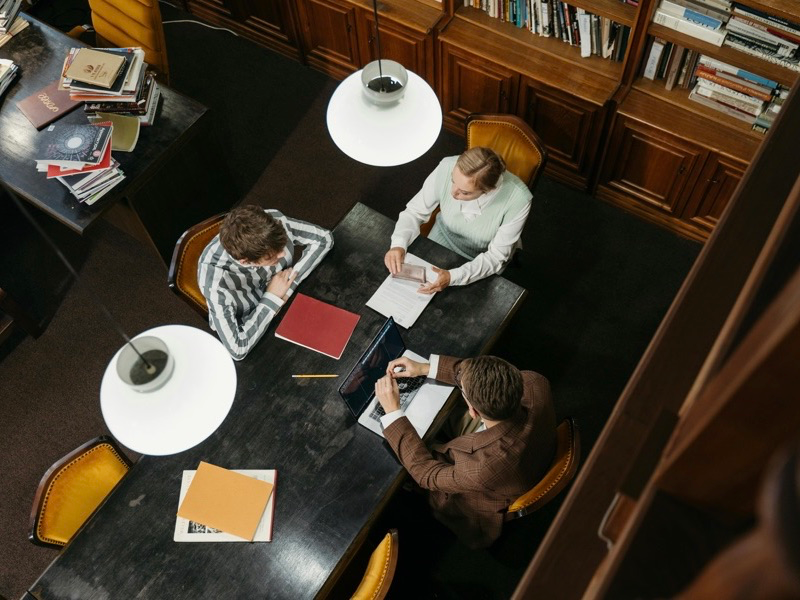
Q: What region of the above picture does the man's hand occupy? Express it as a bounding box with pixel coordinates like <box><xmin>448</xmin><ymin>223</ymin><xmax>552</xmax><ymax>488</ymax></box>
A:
<box><xmin>375</xmin><ymin>374</ymin><xmax>401</xmax><ymax>414</ymax></box>
<box><xmin>384</xmin><ymin>247</ymin><xmax>406</xmax><ymax>275</ymax></box>
<box><xmin>387</xmin><ymin>357</ymin><xmax>429</xmax><ymax>379</ymax></box>
<box><xmin>418</xmin><ymin>266</ymin><xmax>450</xmax><ymax>294</ymax></box>
<box><xmin>266</xmin><ymin>269</ymin><xmax>297</xmax><ymax>300</ymax></box>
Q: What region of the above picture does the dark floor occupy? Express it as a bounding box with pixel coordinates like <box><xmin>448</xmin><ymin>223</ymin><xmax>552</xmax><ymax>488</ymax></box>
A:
<box><xmin>0</xmin><ymin>2</ymin><xmax>701</xmax><ymax>598</ymax></box>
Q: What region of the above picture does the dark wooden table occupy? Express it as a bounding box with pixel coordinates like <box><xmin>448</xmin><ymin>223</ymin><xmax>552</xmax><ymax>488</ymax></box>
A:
<box><xmin>28</xmin><ymin>203</ymin><xmax>527</xmax><ymax>600</ymax></box>
<box><xmin>0</xmin><ymin>15</ymin><xmax>231</xmax><ymax>262</ymax></box>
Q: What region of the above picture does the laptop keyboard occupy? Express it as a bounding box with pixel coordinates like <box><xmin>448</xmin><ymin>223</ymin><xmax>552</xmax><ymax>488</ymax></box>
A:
<box><xmin>370</xmin><ymin>376</ymin><xmax>426</xmax><ymax>420</ymax></box>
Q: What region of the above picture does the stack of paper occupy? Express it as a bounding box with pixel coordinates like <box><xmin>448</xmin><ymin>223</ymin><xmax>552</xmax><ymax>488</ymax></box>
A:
<box><xmin>0</xmin><ymin>0</ymin><xmax>22</xmax><ymax>35</ymax></box>
<box><xmin>175</xmin><ymin>462</ymin><xmax>276</xmax><ymax>542</ymax></box>
<box><xmin>59</xmin><ymin>47</ymin><xmax>161</xmax><ymax>126</ymax></box>
<box><xmin>0</xmin><ymin>57</ymin><xmax>17</xmax><ymax>97</ymax></box>
<box><xmin>0</xmin><ymin>15</ymin><xmax>26</xmax><ymax>49</ymax></box>
<box><xmin>35</xmin><ymin>122</ymin><xmax>125</xmax><ymax>205</ymax></box>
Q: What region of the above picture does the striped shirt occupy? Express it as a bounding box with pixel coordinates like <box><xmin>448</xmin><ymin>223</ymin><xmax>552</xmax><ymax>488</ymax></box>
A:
<box><xmin>198</xmin><ymin>209</ymin><xmax>333</xmax><ymax>360</ymax></box>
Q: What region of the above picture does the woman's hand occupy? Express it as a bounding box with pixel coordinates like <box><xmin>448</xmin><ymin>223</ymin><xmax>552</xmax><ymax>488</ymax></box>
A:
<box><xmin>384</xmin><ymin>247</ymin><xmax>406</xmax><ymax>275</ymax></box>
<box><xmin>418</xmin><ymin>267</ymin><xmax>450</xmax><ymax>294</ymax></box>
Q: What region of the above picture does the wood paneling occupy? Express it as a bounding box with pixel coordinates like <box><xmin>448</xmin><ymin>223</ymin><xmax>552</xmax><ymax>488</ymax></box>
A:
<box><xmin>296</xmin><ymin>0</ymin><xmax>360</xmax><ymax>78</ymax></box>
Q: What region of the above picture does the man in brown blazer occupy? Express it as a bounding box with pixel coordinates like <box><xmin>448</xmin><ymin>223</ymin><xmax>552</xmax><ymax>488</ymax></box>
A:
<box><xmin>375</xmin><ymin>354</ymin><xmax>557</xmax><ymax>549</ymax></box>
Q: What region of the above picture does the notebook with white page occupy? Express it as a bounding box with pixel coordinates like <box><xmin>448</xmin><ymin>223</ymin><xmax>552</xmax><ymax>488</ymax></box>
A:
<box><xmin>366</xmin><ymin>253</ymin><xmax>437</xmax><ymax>328</ymax></box>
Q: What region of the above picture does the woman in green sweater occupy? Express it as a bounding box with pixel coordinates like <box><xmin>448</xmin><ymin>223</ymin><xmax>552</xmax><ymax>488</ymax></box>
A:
<box><xmin>385</xmin><ymin>147</ymin><xmax>532</xmax><ymax>293</ymax></box>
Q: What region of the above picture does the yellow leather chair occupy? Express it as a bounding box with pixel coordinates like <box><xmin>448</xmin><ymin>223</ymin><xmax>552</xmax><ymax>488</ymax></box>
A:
<box><xmin>351</xmin><ymin>529</ymin><xmax>399</xmax><ymax>600</ymax></box>
<box><xmin>167</xmin><ymin>213</ymin><xmax>225</xmax><ymax>318</ymax></box>
<box><xmin>420</xmin><ymin>113</ymin><xmax>548</xmax><ymax>237</ymax></box>
<box><xmin>505</xmin><ymin>418</ymin><xmax>580</xmax><ymax>520</ymax></box>
<box><xmin>68</xmin><ymin>0</ymin><xmax>170</xmax><ymax>84</ymax></box>
<box><xmin>29</xmin><ymin>436</ymin><xmax>133</xmax><ymax>548</ymax></box>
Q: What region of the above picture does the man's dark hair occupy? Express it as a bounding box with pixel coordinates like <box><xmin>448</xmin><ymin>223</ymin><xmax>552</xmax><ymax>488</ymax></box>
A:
<box><xmin>461</xmin><ymin>356</ymin><xmax>523</xmax><ymax>421</ymax></box>
<box><xmin>219</xmin><ymin>205</ymin><xmax>288</xmax><ymax>262</ymax></box>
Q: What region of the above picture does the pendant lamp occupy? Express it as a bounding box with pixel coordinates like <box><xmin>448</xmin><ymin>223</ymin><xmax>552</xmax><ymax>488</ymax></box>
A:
<box><xmin>326</xmin><ymin>0</ymin><xmax>442</xmax><ymax>167</ymax></box>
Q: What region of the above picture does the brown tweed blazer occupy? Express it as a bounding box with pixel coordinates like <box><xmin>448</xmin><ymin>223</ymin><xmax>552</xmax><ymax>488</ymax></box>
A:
<box><xmin>383</xmin><ymin>355</ymin><xmax>557</xmax><ymax>549</ymax></box>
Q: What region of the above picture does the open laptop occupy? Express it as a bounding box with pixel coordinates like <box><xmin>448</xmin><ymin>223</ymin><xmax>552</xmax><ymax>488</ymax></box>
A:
<box><xmin>338</xmin><ymin>317</ymin><xmax>453</xmax><ymax>438</ymax></box>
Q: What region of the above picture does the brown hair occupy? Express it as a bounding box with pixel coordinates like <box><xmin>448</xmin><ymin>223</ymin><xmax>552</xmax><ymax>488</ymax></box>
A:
<box><xmin>219</xmin><ymin>205</ymin><xmax>288</xmax><ymax>262</ymax></box>
<box><xmin>456</xmin><ymin>147</ymin><xmax>506</xmax><ymax>193</ymax></box>
<box><xmin>460</xmin><ymin>356</ymin><xmax>523</xmax><ymax>421</ymax></box>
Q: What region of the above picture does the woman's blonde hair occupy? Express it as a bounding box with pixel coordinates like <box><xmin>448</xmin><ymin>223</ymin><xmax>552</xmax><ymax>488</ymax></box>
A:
<box><xmin>456</xmin><ymin>147</ymin><xmax>506</xmax><ymax>192</ymax></box>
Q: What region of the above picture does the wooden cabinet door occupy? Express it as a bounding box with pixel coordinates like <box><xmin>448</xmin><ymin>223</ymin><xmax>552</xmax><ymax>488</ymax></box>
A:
<box><xmin>356</xmin><ymin>11</ymin><xmax>433</xmax><ymax>84</ymax></box>
<box><xmin>296</xmin><ymin>0</ymin><xmax>360</xmax><ymax>79</ymax></box>
<box><xmin>519</xmin><ymin>77</ymin><xmax>605</xmax><ymax>190</ymax></box>
<box><xmin>679</xmin><ymin>154</ymin><xmax>746</xmax><ymax>235</ymax></box>
<box><xmin>599</xmin><ymin>118</ymin><xmax>707</xmax><ymax>218</ymax></box>
<box><xmin>439</xmin><ymin>42</ymin><xmax>518</xmax><ymax>133</ymax></box>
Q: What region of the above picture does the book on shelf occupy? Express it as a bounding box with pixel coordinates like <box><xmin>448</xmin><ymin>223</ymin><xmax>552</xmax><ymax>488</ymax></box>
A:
<box><xmin>694</xmin><ymin>65</ymin><xmax>773</xmax><ymax>100</ymax></box>
<box><xmin>665</xmin><ymin>46</ymin><xmax>687</xmax><ymax>90</ymax></box>
<box><xmin>723</xmin><ymin>32</ymin><xmax>800</xmax><ymax>71</ymax></box>
<box><xmin>652</xmin><ymin>8</ymin><xmax>727</xmax><ymax>45</ymax></box>
<box><xmin>666</xmin><ymin>0</ymin><xmax>730</xmax><ymax>21</ymax></box>
<box><xmin>688</xmin><ymin>88</ymin><xmax>758</xmax><ymax>122</ymax></box>
<box><xmin>693</xmin><ymin>80</ymin><xmax>764</xmax><ymax>114</ymax></box>
<box><xmin>731</xmin><ymin>3</ymin><xmax>800</xmax><ymax>38</ymax></box>
<box><xmin>697</xmin><ymin>55</ymin><xmax>778</xmax><ymax>88</ymax></box>
<box><xmin>727</xmin><ymin>15</ymin><xmax>799</xmax><ymax>55</ymax></box>
<box><xmin>659</xmin><ymin>0</ymin><xmax>725</xmax><ymax>30</ymax></box>
<box><xmin>643</xmin><ymin>38</ymin><xmax>667</xmax><ymax>79</ymax></box>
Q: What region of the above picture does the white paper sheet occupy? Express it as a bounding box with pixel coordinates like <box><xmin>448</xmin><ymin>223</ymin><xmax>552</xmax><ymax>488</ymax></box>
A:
<box><xmin>366</xmin><ymin>253</ymin><xmax>437</xmax><ymax>328</ymax></box>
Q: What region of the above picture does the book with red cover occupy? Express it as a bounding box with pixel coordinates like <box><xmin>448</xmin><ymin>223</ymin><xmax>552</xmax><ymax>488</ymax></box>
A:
<box><xmin>275</xmin><ymin>293</ymin><xmax>360</xmax><ymax>360</ymax></box>
<box><xmin>46</xmin><ymin>134</ymin><xmax>112</xmax><ymax>178</ymax></box>
<box><xmin>16</xmin><ymin>80</ymin><xmax>82</xmax><ymax>129</ymax></box>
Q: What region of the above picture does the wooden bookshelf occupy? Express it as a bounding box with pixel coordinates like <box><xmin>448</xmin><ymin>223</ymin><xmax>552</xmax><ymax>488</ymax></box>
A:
<box><xmin>567</xmin><ymin>0</ymin><xmax>638</xmax><ymax>26</ymax></box>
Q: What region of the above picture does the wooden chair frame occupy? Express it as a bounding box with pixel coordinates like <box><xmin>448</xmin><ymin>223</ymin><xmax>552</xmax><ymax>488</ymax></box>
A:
<box><xmin>167</xmin><ymin>213</ymin><xmax>226</xmax><ymax>319</ymax></box>
<box><xmin>29</xmin><ymin>436</ymin><xmax>133</xmax><ymax>549</ymax></box>
<box><xmin>505</xmin><ymin>418</ymin><xmax>580</xmax><ymax>521</ymax></box>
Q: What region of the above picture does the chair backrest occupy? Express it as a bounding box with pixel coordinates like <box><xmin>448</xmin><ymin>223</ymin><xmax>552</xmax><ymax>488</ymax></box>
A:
<box><xmin>505</xmin><ymin>418</ymin><xmax>580</xmax><ymax>521</ymax></box>
<box><xmin>351</xmin><ymin>529</ymin><xmax>399</xmax><ymax>600</ymax></box>
<box><xmin>89</xmin><ymin>0</ymin><xmax>170</xmax><ymax>84</ymax></box>
<box><xmin>29</xmin><ymin>436</ymin><xmax>133</xmax><ymax>549</ymax></box>
<box><xmin>167</xmin><ymin>213</ymin><xmax>225</xmax><ymax>319</ymax></box>
<box><xmin>465</xmin><ymin>113</ymin><xmax>548</xmax><ymax>193</ymax></box>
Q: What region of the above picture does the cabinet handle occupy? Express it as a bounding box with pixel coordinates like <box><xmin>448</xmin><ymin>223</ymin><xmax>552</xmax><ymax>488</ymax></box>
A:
<box><xmin>709</xmin><ymin>178</ymin><xmax>719</xmax><ymax>184</ymax></box>
<box><xmin>679</xmin><ymin>165</ymin><xmax>686</xmax><ymax>174</ymax></box>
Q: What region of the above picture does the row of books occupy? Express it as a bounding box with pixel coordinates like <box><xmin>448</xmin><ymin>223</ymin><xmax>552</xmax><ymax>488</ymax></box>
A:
<box><xmin>652</xmin><ymin>0</ymin><xmax>800</xmax><ymax>72</ymax></box>
<box><xmin>643</xmin><ymin>43</ymin><xmax>788</xmax><ymax>132</ymax></box>
<box><xmin>35</xmin><ymin>123</ymin><xmax>126</xmax><ymax>205</ymax></box>
<box><xmin>467</xmin><ymin>0</ymin><xmax>631</xmax><ymax>61</ymax></box>
<box><xmin>0</xmin><ymin>15</ymin><xmax>26</xmax><ymax>49</ymax></box>
<box><xmin>0</xmin><ymin>57</ymin><xmax>16</xmax><ymax>97</ymax></box>
<box><xmin>60</xmin><ymin>46</ymin><xmax>161</xmax><ymax>125</ymax></box>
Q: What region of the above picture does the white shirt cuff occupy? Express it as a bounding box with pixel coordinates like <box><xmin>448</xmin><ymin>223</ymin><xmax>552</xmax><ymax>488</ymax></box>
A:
<box><xmin>265</xmin><ymin>292</ymin><xmax>285</xmax><ymax>306</ymax></box>
<box><xmin>390</xmin><ymin>236</ymin><xmax>409</xmax><ymax>250</ymax></box>
<box><xmin>428</xmin><ymin>354</ymin><xmax>440</xmax><ymax>380</ymax></box>
<box><xmin>380</xmin><ymin>409</ymin><xmax>405</xmax><ymax>429</ymax></box>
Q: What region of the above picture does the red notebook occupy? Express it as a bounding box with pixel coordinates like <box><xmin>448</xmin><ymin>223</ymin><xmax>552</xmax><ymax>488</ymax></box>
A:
<box><xmin>275</xmin><ymin>293</ymin><xmax>360</xmax><ymax>360</ymax></box>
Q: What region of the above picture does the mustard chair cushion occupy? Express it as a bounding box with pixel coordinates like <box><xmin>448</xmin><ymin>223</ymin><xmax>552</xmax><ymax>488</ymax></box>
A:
<box><xmin>506</xmin><ymin>418</ymin><xmax>580</xmax><ymax>519</ymax></box>
<box><xmin>168</xmin><ymin>214</ymin><xmax>225</xmax><ymax>318</ymax></box>
<box><xmin>32</xmin><ymin>439</ymin><xmax>131</xmax><ymax>547</ymax></box>
<box><xmin>351</xmin><ymin>529</ymin><xmax>399</xmax><ymax>600</ymax></box>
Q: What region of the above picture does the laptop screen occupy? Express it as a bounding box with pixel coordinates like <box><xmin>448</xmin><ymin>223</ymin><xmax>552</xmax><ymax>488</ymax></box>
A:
<box><xmin>339</xmin><ymin>317</ymin><xmax>405</xmax><ymax>418</ymax></box>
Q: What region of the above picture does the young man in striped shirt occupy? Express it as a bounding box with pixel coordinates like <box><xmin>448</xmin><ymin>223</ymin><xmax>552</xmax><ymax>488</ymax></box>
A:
<box><xmin>198</xmin><ymin>205</ymin><xmax>333</xmax><ymax>360</ymax></box>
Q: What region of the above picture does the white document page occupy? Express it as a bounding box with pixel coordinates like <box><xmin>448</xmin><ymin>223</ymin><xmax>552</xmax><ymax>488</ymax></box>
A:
<box><xmin>366</xmin><ymin>253</ymin><xmax>437</xmax><ymax>329</ymax></box>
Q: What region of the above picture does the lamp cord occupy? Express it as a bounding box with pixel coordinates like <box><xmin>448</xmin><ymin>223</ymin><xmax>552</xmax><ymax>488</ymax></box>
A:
<box><xmin>3</xmin><ymin>183</ymin><xmax>155</xmax><ymax>371</ymax></box>
<box><xmin>372</xmin><ymin>0</ymin><xmax>384</xmax><ymax>91</ymax></box>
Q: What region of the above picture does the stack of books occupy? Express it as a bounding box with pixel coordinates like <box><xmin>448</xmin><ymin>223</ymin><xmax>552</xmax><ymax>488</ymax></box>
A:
<box><xmin>0</xmin><ymin>0</ymin><xmax>22</xmax><ymax>34</ymax></box>
<box><xmin>60</xmin><ymin>47</ymin><xmax>161</xmax><ymax>126</ymax></box>
<box><xmin>0</xmin><ymin>57</ymin><xmax>17</xmax><ymax>96</ymax></box>
<box><xmin>724</xmin><ymin>4</ymin><xmax>800</xmax><ymax>72</ymax></box>
<box><xmin>525</xmin><ymin>2</ymin><xmax>631</xmax><ymax>61</ymax></box>
<box><xmin>0</xmin><ymin>13</ymin><xmax>26</xmax><ymax>48</ymax></box>
<box><xmin>35</xmin><ymin>122</ymin><xmax>126</xmax><ymax>205</ymax></box>
<box><xmin>687</xmin><ymin>55</ymin><xmax>787</xmax><ymax>130</ymax></box>
<box><xmin>652</xmin><ymin>0</ymin><xmax>731</xmax><ymax>46</ymax></box>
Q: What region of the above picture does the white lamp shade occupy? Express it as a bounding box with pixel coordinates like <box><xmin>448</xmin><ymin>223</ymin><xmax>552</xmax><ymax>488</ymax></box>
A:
<box><xmin>327</xmin><ymin>69</ymin><xmax>442</xmax><ymax>167</ymax></box>
<box><xmin>101</xmin><ymin>325</ymin><xmax>237</xmax><ymax>456</ymax></box>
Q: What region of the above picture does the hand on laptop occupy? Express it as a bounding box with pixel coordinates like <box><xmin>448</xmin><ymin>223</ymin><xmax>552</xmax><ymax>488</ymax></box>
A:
<box><xmin>387</xmin><ymin>357</ymin><xmax>429</xmax><ymax>379</ymax></box>
<box><xmin>375</xmin><ymin>374</ymin><xmax>401</xmax><ymax>414</ymax></box>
